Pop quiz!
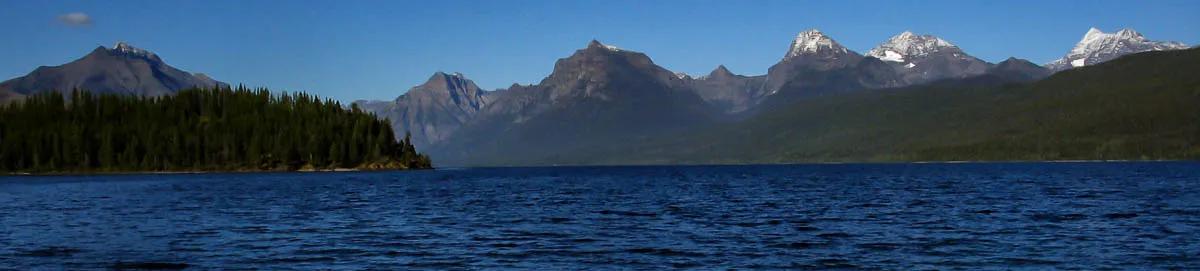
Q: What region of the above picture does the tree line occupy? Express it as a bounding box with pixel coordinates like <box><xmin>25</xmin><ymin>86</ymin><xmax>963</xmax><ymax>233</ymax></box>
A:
<box><xmin>0</xmin><ymin>86</ymin><xmax>432</xmax><ymax>173</ymax></box>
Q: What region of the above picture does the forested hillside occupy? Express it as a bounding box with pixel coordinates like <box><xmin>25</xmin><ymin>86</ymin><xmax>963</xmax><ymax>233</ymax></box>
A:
<box><xmin>494</xmin><ymin>48</ymin><xmax>1200</xmax><ymax>165</ymax></box>
<box><xmin>0</xmin><ymin>87</ymin><xmax>431</xmax><ymax>173</ymax></box>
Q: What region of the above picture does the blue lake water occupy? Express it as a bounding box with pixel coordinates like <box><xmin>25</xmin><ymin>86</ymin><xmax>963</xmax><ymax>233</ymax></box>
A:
<box><xmin>1</xmin><ymin>162</ymin><xmax>1198</xmax><ymax>269</ymax></box>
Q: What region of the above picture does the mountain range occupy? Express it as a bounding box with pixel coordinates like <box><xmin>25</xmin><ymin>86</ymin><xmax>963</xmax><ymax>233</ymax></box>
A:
<box><xmin>0</xmin><ymin>27</ymin><xmax>1190</xmax><ymax>166</ymax></box>
<box><xmin>356</xmin><ymin>27</ymin><xmax>1189</xmax><ymax>165</ymax></box>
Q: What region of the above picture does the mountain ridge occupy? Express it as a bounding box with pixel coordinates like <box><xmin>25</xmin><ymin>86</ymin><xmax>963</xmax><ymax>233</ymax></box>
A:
<box><xmin>360</xmin><ymin>28</ymin><xmax>1189</xmax><ymax>166</ymax></box>
<box><xmin>423</xmin><ymin>40</ymin><xmax>718</xmax><ymax>165</ymax></box>
<box><xmin>866</xmin><ymin>31</ymin><xmax>992</xmax><ymax>84</ymax></box>
<box><xmin>1046</xmin><ymin>27</ymin><xmax>1188</xmax><ymax>71</ymax></box>
<box><xmin>356</xmin><ymin>71</ymin><xmax>492</xmax><ymax>149</ymax></box>
<box><xmin>0</xmin><ymin>42</ymin><xmax>227</xmax><ymax>103</ymax></box>
<box><xmin>512</xmin><ymin>48</ymin><xmax>1200</xmax><ymax>165</ymax></box>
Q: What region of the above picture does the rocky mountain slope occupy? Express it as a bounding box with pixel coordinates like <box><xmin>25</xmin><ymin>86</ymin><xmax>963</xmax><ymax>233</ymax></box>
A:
<box><xmin>865</xmin><ymin>31</ymin><xmax>992</xmax><ymax>84</ymax></box>
<box><xmin>425</xmin><ymin>40</ymin><xmax>716</xmax><ymax>165</ymax></box>
<box><xmin>356</xmin><ymin>72</ymin><xmax>493</xmax><ymax>149</ymax></box>
<box><xmin>0</xmin><ymin>42</ymin><xmax>226</xmax><ymax>103</ymax></box>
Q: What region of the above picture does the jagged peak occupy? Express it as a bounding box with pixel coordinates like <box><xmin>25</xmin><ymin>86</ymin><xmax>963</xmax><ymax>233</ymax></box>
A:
<box><xmin>707</xmin><ymin>64</ymin><xmax>735</xmax><ymax>78</ymax></box>
<box><xmin>784</xmin><ymin>28</ymin><xmax>850</xmax><ymax>59</ymax></box>
<box><xmin>1077</xmin><ymin>27</ymin><xmax>1151</xmax><ymax>46</ymax></box>
<box><xmin>587</xmin><ymin>39</ymin><xmax>623</xmax><ymax>51</ymax></box>
<box><xmin>713</xmin><ymin>64</ymin><xmax>731</xmax><ymax>73</ymax></box>
<box><xmin>113</xmin><ymin>41</ymin><xmax>136</xmax><ymax>50</ymax></box>
<box><xmin>1084</xmin><ymin>27</ymin><xmax>1104</xmax><ymax>39</ymax></box>
<box><xmin>1059</xmin><ymin>27</ymin><xmax>1186</xmax><ymax>65</ymax></box>
<box><xmin>1115</xmin><ymin>28</ymin><xmax>1145</xmax><ymax>40</ymax></box>
<box><xmin>419</xmin><ymin>71</ymin><xmax>476</xmax><ymax>90</ymax></box>
<box><xmin>109</xmin><ymin>41</ymin><xmax>157</xmax><ymax>59</ymax></box>
<box><xmin>432</xmin><ymin>71</ymin><xmax>467</xmax><ymax>79</ymax></box>
<box><xmin>1047</xmin><ymin>27</ymin><xmax>1189</xmax><ymax>70</ymax></box>
<box><xmin>866</xmin><ymin>31</ymin><xmax>958</xmax><ymax>62</ymax></box>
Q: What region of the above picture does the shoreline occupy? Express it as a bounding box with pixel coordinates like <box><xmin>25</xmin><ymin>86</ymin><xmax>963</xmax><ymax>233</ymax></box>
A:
<box><xmin>9</xmin><ymin>159</ymin><xmax>1192</xmax><ymax>176</ymax></box>
<box><xmin>2</xmin><ymin>167</ymin><xmax>434</xmax><ymax>177</ymax></box>
<box><xmin>445</xmin><ymin>159</ymin><xmax>1192</xmax><ymax>169</ymax></box>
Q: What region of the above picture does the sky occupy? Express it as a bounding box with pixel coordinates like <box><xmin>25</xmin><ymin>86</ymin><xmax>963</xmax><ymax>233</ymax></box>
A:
<box><xmin>1</xmin><ymin>0</ymin><xmax>1197</xmax><ymax>102</ymax></box>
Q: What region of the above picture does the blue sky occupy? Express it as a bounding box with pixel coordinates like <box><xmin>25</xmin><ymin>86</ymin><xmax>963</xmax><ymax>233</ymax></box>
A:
<box><xmin>1</xmin><ymin>0</ymin><xmax>1197</xmax><ymax>102</ymax></box>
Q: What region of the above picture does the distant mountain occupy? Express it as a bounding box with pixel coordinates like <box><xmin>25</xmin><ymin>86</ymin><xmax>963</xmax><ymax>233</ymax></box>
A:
<box><xmin>688</xmin><ymin>65</ymin><xmax>766</xmax><ymax>114</ymax></box>
<box><xmin>0</xmin><ymin>42</ymin><xmax>226</xmax><ymax>103</ymax></box>
<box><xmin>866</xmin><ymin>31</ymin><xmax>992</xmax><ymax>84</ymax></box>
<box><xmin>764</xmin><ymin>29</ymin><xmax>865</xmax><ymax>93</ymax></box>
<box><xmin>900</xmin><ymin>57</ymin><xmax>1050</xmax><ymax>90</ymax></box>
<box><xmin>987</xmin><ymin>57</ymin><xmax>1051</xmax><ymax>82</ymax></box>
<box><xmin>425</xmin><ymin>40</ymin><xmax>716</xmax><ymax>166</ymax></box>
<box><xmin>751</xmin><ymin>29</ymin><xmax>915</xmax><ymax>110</ymax></box>
<box><xmin>356</xmin><ymin>72</ymin><xmax>492</xmax><ymax>149</ymax></box>
<box><xmin>1046</xmin><ymin>27</ymin><xmax>1188</xmax><ymax>71</ymax></box>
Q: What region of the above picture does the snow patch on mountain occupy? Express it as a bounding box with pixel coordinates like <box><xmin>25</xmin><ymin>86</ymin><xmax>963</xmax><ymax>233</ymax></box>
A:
<box><xmin>866</xmin><ymin>31</ymin><xmax>958</xmax><ymax>63</ymax></box>
<box><xmin>1070</xmin><ymin>58</ymin><xmax>1086</xmax><ymax>67</ymax></box>
<box><xmin>587</xmin><ymin>40</ymin><xmax>630</xmax><ymax>52</ymax></box>
<box><xmin>878</xmin><ymin>50</ymin><xmax>905</xmax><ymax>62</ymax></box>
<box><xmin>111</xmin><ymin>42</ymin><xmax>157</xmax><ymax>59</ymax></box>
<box><xmin>784</xmin><ymin>29</ymin><xmax>851</xmax><ymax>59</ymax></box>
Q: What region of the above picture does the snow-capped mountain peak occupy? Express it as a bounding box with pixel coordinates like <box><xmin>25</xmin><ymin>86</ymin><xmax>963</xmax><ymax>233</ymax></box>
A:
<box><xmin>866</xmin><ymin>31</ymin><xmax>959</xmax><ymax>63</ymax></box>
<box><xmin>1048</xmin><ymin>27</ymin><xmax>1188</xmax><ymax>71</ymax></box>
<box><xmin>110</xmin><ymin>42</ymin><xmax>157</xmax><ymax>59</ymax></box>
<box><xmin>1082</xmin><ymin>27</ymin><xmax>1104</xmax><ymax>41</ymax></box>
<box><xmin>784</xmin><ymin>29</ymin><xmax>850</xmax><ymax>59</ymax></box>
<box><xmin>587</xmin><ymin>40</ymin><xmax>624</xmax><ymax>52</ymax></box>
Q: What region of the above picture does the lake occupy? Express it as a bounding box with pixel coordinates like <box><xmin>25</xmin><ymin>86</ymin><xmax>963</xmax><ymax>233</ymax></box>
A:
<box><xmin>1</xmin><ymin>162</ymin><xmax>1198</xmax><ymax>269</ymax></box>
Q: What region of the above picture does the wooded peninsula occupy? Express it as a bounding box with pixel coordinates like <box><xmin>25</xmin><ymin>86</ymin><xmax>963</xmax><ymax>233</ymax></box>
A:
<box><xmin>0</xmin><ymin>87</ymin><xmax>432</xmax><ymax>173</ymax></box>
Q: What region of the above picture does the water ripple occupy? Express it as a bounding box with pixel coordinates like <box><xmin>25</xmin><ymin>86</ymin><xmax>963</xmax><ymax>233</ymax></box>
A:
<box><xmin>0</xmin><ymin>162</ymin><xmax>1198</xmax><ymax>269</ymax></box>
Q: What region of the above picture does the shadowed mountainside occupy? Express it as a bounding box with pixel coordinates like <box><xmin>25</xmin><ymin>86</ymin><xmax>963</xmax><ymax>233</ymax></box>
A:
<box><xmin>0</xmin><ymin>43</ymin><xmax>226</xmax><ymax>103</ymax></box>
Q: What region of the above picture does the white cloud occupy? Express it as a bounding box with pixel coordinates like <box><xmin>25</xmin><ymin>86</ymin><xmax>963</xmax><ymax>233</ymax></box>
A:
<box><xmin>57</xmin><ymin>12</ymin><xmax>93</xmax><ymax>26</ymax></box>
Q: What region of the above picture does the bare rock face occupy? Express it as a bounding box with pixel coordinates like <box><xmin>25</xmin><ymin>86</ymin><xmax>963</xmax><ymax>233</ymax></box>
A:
<box><xmin>689</xmin><ymin>65</ymin><xmax>766</xmax><ymax>114</ymax></box>
<box><xmin>0</xmin><ymin>42</ymin><xmax>227</xmax><ymax>103</ymax></box>
<box><xmin>424</xmin><ymin>40</ymin><xmax>717</xmax><ymax>165</ymax></box>
<box><xmin>356</xmin><ymin>72</ymin><xmax>491</xmax><ymax>149</ymax></box>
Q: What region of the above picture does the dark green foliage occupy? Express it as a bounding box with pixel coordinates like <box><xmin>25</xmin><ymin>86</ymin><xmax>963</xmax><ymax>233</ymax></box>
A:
<box><xmin>680</xmin><ymin>48</ymin><xmax>1200</xmax><ymax>163</ymax></box>
<box><xmin>0</xmin><ymin>86</ymin><xmax>431</xmax><ymax>173</ymax></box>
<box><xmin>507</xmin><ymin>48</ymin><xmax>1200</xmax><ymax>165</ymax></box>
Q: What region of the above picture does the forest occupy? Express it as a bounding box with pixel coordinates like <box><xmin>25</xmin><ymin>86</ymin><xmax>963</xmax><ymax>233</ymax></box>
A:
<box><xmin>0</xmin><ymin>87</ymin><xmax>432</xmax><ymax>173</ymax></box>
